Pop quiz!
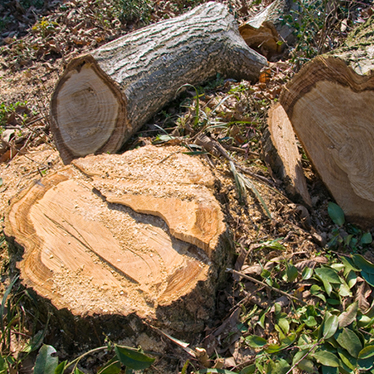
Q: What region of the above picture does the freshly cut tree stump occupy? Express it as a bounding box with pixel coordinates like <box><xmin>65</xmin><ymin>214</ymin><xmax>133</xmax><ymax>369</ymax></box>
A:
<box><xmin>4</xmin><ymin>146</ymin><xmax>232</xmax><ymax>333</ymax></box>
<box><xmin>263</xmin><ymin>103</ymin><xmax>311</xmax><ymax>206</ymax></box>
<box><xmin>50</xmin><ymin>2</ymin><xmax>268</xmax><ymax>164</ymax></box>
<box><xmin>280</xmin><ymin>16</ymin><xmax>374</xmax><ymax>223</ymax></box>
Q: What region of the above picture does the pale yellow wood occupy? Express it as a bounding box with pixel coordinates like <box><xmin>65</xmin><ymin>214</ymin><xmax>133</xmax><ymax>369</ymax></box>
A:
<box><xmin>4</xmin><ymin>146</ymin><xmax>229</xmax><ymax>330</ymax></box>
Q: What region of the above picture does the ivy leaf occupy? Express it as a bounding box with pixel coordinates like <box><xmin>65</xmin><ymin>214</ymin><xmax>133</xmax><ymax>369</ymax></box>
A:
<box><xmin>328</xmin><ymin>202</ymin><xmax>345</xmax><ymax>226</ymax></box>
<box><xmin>312</xmin><ymin>351</ymin><xmax>340</xmax><ymax>367</ymax></box>
<box><xmin>335</xmin><ymin>328</ymin><xmax>362</xmax><ymax>358</ymax></box>
<box><xmin>33</xmin><ymin>345</ymin><xmax>58</xmax><ymax>374</ymax></box>
<box><xmin>338</xmin><ymin>302</ymin><xmax>358</xmax><ymax>328</ymax></box>
<box><xmin>114</xmin><ymin>345</ymin><xmax>154</xmax><ymax>370</ymax></box>
<box><xmin>245</xmin><ymin>335</ymin><xmax>267</xmax><ymax>348</ymax></box>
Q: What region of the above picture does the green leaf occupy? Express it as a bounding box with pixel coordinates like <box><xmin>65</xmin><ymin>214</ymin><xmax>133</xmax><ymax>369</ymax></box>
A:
<box><xmin>54</xmin><ymin>361</ymin><xmax>67</xmax><ymax>374</ymax></box>
<box><xmin>337</xmin><ymin>348</ymin><xmax>357</xmax><ymax>370</ymax></box>
<box><xmin>33</xmin><ymin>345</ymin><xmax>58</xmax><ymax>374</ymax></box>
<box><xmin>338</xmin><ymin>302</ymin><xmax>358</xmax><ymax>328</ymax></box>
<box><xmin>352</xmin><ymin>254</ymin><xmax>374</xmax><ymax>274</ymax></box>
<box><xmin>23</xmin><ymin>330</ymin><xmax>45</xmax><ymax>353</ymax></box>
<box><xmin>346</xmin><ymin>270</ymin><xmax>357</xmax><ymax>288</ymax></box>
<box><xmin>74</xmin><ymin>369</ymin><xmax>85</xmax><ymax>374</ymax></box>
<box><xmin>114</xmin><ymin>345</ymin><xmax>155</xmax><ymax>370</ymax></box>
<box><xmin>322</xmin><ymin>279</ymin><xmax>332</xmax><ymax>296</ymax></box>
<box><xmin>358</xmin><ymin>356</ymin><xmax>374</xmax><ymax>370</ymax></box>
<box><xmin>360</xmin><ymin>232</ymin><xmax>372</xmax><ymax>245</ymax></box>
<box><xmin>304</xmin><ymin>316</ymin><xmax>317</xmax><ymax>327</ymax></box>
<box><xmin>302</xmin><ymin>267</ymin><xmax>313</xmax><ymax>280</ymax></box>
<box><xmin>335</xmin><ymin>328</ymin><xmax>362</xmax><ymax>358</ymax></box>
<box><xmin>315</xmin><ymin>267</ymin><xmax>341</xmax><ymax>284</ymax></box>
<box><xmin>278</xmin><ymin>318</ymin><xmax>289</xmax><ymax>335</ymax></box>
<box><xmin>328</xmin><ymin>202</ymin><xmax>345</xmax><ymax>226</ymax></box>
<box><xmin>298</xmin><ymin>359</ymin><xmax>315</xmax><ymax>373</ymax></box>
<box><xmin>321</xmin><ymin>366</ymin><xmax>339</xmax><ymax>374</ymax></box>
<box><xmin>286</xmin><ymin>264</ymin><xmax>298</xmax><ymax>282</ymax></box>
<box><xmin>245</xmin><ymin>335</ymin><xmax>267</xmax><ymax>348</ymax></box>
<box><xmin>240</xmin><ymin>364</ymin><xmax>256</xmax><ymax>374</ymax></box>
<box><xmin>358</xmin><ymin>345</ymin><xmax>374</xmax><ymax>359</ymax></box>
<box><xmin>0</xmin><ymin>356</ymin><xmax>8</xmax><ymax>373</ymax></box>
<box><xmin>323</xmin><ymin>314</ymin><xmax>339</xmax><ymax>339</ymax></box>
<box><xmin>361</xmin><ymin>271</ymin><xmax>374</xmax><ymax>287</ymax></box>
<box><xmin>313</xmin><ymin>351</ymin><xmax>340</xmax><ymax>367</ymax></box>
<box><xmin>341</xmin><ymin>257</ymin><xmax>360</xmax><ymax>276</ymax></box>
<box><xmin>0</xmin><ymin>178</ymin><xmax>2</xmax><ymax>187</ymax></box>
<box><xmin>98</xmin><ymin>356</ymin><xmax>121</xmax><ymax>374</ymax></box>
<box><xmin>272</xmin><ymin>358</ymin><xmax>290</xmax><ymax>374</ymax></box>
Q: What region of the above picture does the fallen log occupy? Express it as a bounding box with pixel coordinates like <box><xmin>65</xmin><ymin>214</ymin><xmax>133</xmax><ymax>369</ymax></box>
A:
<box><xmin>4</xmin><ymin>145</ymin><xmax>232</xmax><ymax>338</ymax></box>
<box><xmin>280</xmin><ymin>16</ymin><xmax>374</xmax><ymax>224</ymax></box>
<box><xmin>50</xmin><ymin>2</ymin><xmax>268</xmax><ymax>164</ymax></box>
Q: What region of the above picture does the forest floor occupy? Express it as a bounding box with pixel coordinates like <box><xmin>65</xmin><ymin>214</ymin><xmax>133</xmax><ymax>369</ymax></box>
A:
<box><xmin>1</xmin><ymin>0</ymin><xmax>374</xmax><ymax>373</ymax></box>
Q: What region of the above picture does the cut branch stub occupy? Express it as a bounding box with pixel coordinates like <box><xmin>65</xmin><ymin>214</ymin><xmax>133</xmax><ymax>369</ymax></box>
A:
<box><xmin>280</xmin><ymin>55</ymin><xmax>374</xmax><ymax>223</ymax></box>
<box><xmin>50</xmin><ymin>2</ymin><xmax>268</xmax><ymax>164</ymax></box>
<box><xmin>4</xmin><ymin>146</ymin><xmax>231</xmax><ymax>332</ymax></box>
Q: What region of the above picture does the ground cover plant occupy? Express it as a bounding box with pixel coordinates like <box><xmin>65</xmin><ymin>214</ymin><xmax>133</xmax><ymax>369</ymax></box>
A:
<box><xmin>1</xmin><ymin>0</ymin><xmax>374</xmax><ymax>373</ymax></box>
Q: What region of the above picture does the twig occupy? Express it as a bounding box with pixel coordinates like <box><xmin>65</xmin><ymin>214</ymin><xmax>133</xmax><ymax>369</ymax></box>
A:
<box><xmin>227</xmin><ymin>269</ymin><xmax>307</xmax><ymax>306</ymax></box>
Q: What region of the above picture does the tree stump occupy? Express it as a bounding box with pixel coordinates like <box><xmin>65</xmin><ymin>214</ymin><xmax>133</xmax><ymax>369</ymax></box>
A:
<box><xmin>4</xmin><ymin>146</ymin><xmax>232</xmax><ymax>335</ymax></box>
<box><xmin>280</xmin><ymin>16</ymin><xmax>374</xmax><ymax>223</ymax></box>
<box><xmin>50</xmin><ymin>2</ymin><xmax>268</xmax><ymax>164</ymax></box>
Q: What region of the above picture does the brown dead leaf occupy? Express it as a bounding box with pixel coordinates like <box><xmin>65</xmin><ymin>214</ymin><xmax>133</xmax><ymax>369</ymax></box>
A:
<box><xmin>355</xmin><ymin>281</ymin><xmax>371</xmax><ymax>313</ymax></box>
<box><xmin>294</xmin><ymin>256</ymin><xmax>328</xmax><ymax>271</ymax></box>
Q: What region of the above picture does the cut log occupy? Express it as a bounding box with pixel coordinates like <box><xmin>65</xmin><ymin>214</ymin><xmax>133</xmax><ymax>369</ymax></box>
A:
<box><xmin>280</xmin><ymin>16</ymin><xmax>374</xmax><ymax>224</ymax></box>
<box><xmin>4</xmin><ymin>145</ymin><xmax>232</xmax><ymax>335</ymax></box>
<box><xmin>50</xmin><ymin>2</ymin><xmax>268</xmax><ymax>164</ymax></box>
<box><xmin>263</xmin><ymin>103</ymin><xmax>311</xmax><ymax>206</ymax></box>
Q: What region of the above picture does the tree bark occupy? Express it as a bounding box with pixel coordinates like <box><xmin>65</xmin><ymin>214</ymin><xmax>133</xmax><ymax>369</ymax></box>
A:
<box><xmin>280</xmin><ymin>16</ymin><xmax>374</xmax><ymax>224</ymax></box>
<box><xmin>4</xmin><ymin>145</ymin><xmax>233</xmax><ymax>336</ymax></box>
<box><xmin>50</xmin><ymin>2</ymin><xmax>268</xmax><ymax>164</ymax></box>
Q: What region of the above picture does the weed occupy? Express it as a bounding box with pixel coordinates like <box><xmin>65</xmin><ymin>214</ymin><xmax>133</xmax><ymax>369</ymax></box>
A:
<box><xmin>31</xmin><ymin>17</ymin><xmax>59</xmax><ymax>38</ymax></box>
<box><xmin>0</xmin><ymin>101</ymin><xmax>29</xmax><ymax>128</ymax></box>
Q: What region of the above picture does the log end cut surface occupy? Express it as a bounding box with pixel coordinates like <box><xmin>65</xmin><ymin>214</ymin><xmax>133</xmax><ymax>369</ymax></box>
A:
<box><xmin>50</xmin><ymin>55</ymin><xmax>128</xmax><ymax>163</ymax></box>
<box><xmin>280</xmin><ymin>56</ymin><xmax>374</xmax><ymax>223</ymax></box>
<box><xmin>5</xmin><ymin>146</ymin><xmax>229</xmax><ymax>329</ymax></box>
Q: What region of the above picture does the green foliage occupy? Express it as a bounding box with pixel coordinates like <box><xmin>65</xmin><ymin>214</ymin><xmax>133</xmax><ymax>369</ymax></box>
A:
<box><xmin>236</xmin><ymin>251</ymin><xmax>374</xmax><ymax>374</ymax></box>
<box><xmin>0</xmin><ymin>101</ymin><xmax>29</xmax><ymax>128</ymax></box>
<box><xmin>31</xmin><ymin>343</ymin><xmax>155</xmax><ymax>374</ymax></box>
<box><xmin>327</xmin><ymin>202</ymin><xmax>373</xmax><ymax>252</ymax></box>
<box><xmin>32</xmin><ymin>17</ymin><xmax>59</xmax><ymax>38</ymax></box>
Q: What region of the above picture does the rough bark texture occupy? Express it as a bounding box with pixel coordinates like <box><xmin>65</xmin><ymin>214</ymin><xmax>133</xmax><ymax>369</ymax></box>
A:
<box><xmin>4</xmin><ymin>145</ymin><xmax>233</xmax><ymax>335</ymax></box>
<box><xmin>263</xmin><ymin>103</ymin><xmax>311</xmax><ymax>206</ymax></box>
<box><xmin>280</xmin><ymin>16</ymin><xmax>374</xmax><ymax>224</ymax></box>
<box><xmin>50</xmin><ymin>2</ymin><xmax>268</xmax><ymax>164</ymax></box>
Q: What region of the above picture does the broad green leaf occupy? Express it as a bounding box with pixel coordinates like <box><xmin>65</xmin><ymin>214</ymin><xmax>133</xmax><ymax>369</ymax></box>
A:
<box><xmin>322</xmin><ymin>279</ymin><xmax>332</xmax><ymax>296</ymax></box>
<box><xmin>315</xmin><ymin>267</ymin><xmax>341</xmax><ymax>284</ymax></box>
<box><xmin>0</xmin><ymin>356</ymin><xmax>8</xmax><ymax>373</ymax></box>
<box><xmin>358</xmin><ymin>345</ymin><xmax>374</xmax><ymax>359</ymax></box>
<box><xmin>310</xmin><ymin>284</ymin><xmax>323</xmax><ymax>294</ymax></box>
<box><xmin>304</xmin><ymin>316</ymin><xmax>317</xmax><ymax>327</ymax></box>
<box><xmin>54</xmin><ymin>361</ymin><xmax>67</xmax><ymax>374</ymax></box>
<box><xmin>245</xmin><ymin>335</ymin><xmax>267</xmax><ymax>348</ymax></box>
<box><xmin>74</xmin><ymin>369</ymin><xmax>85</xmax><ymax>374</ymax></box>
<box><xmin>360</xmin><ymin>232</ymin><xmax>372</xmax><ymax>245</ymax></box>
<box><xmin>292</xmin><ymin>350</ymin><xmax>309</xmax><ymax>364</ymax></box>
<box><xmin>338</xmin><ymin>279</ymin><xmax>352</xmax><ymax>297</ymax></box>
<box><xmin>337</xmin><ymin>348</ymin><xmax>357</xmax><ymax>370</ymax></box>
<box><xmin>265</xmin><ymin>344</ymin><xmax>282</xmax><ymax>353</ymax></box>
<box><xmin>298</xmin><ymin>359</ymin><xmax>315</xmax><ymax>373</ymax></box>
<box><xmin>323</xmin><ymin>314</ymin><xmax>339</xmax><ymax>339</ymax></box>
<box><xmin>346</xmin><ymin>271</ymin><xmax>357</xmax><ymax>288</ymax></box>
<box><xmin>338</xmin><ymin>302</ymin><xmax>358</xmax><ymax>328</ymax></box>
<box><xmin>278</xmin><ymin>318</ymin><xmax>289</xmax><ymax>335</ymax></box>
<box><xmin>240</xmin><ymin>364</ymin><xmax>256</xmax><ymax>374</ymax></box>
<box><xmin>313</xmin><ymin>351</ymin><xmax>340</xmax><ymax>367</ymax></box>
<box><xmin>341</xmin><ymin>257</ymin><xmax>360</xmax><ymax>276</ymax></box>
<box><xmin>327</xmin><ymin>298</ymin><xmax>340</xmax><ymax>306</ymax></box>
<box><xmin>352</xmin><ymin>254</ymin><xmax>374</xmax><ymax>274</ymax></box>
<box><xmin>361</xmin><ymin>271</ymin><xmax>374</xmax><ymax>287</ymax></box>
<box><xmin>286</xmin><ymin>264</ymin><xmax>298</xmax><ymax>282</ymax></box>
<box><xmin>114</xmin><ymin>345</ymin><xmax>155</xmax><ymax>370</ymax></box>
<box><xmin>33</xmin><ymin>345</ymin><xmax>58</xmax><ymax>374</ymax></box>
<box><xmin>331</xmin><ymin>263</ymin><xmax>345</xmax><ymax>272</ymax></box>
<box><xmin>357</xmin><ymin>314</ymin><xmax>372</xmax><ymax>328</ymax></box>
<box><xmin>302</xmin><ymin>267</ymin><xmax>313</xmax><ymax>280</ymax></box>
<box><xmin>335</xmin><ymin>328</ymin><xmax>362</xmax><ymax>358</ymax></box>
<box><xmin>328</xmin><ymin>202</ymin><xmax>345</xmax><ymax>226</ymax></box>
<box><xmin>98</xmin><ymin>356</ymin><xmax>121</xmax><ymax>374</ymax></box>
<box><xmin>272</xmin><ymin>358</ymin><xmax>290</xmax><ymax>374</ymax></box>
